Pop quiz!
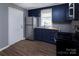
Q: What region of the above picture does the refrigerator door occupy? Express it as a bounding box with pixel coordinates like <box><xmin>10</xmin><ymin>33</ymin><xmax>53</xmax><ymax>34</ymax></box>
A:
<box><xmin>33</xmin><ymin>17</ymin><xmax>38</xmax><ymax>28</ymax></box>
<box><xmin>26</xmin><ymin>17</ymin><xmax>38</xmax><ymax>40</ymax></box>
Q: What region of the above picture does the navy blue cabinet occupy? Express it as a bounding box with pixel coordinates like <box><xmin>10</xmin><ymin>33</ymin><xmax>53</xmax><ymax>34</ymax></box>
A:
<box><xmin>28</xmin><ymin>9</ymin><xmax>40</xmax><ymax>17</ymax></box>
<box><xmin>28</xmin><ymin>3</ymin><xmax>73</xmax><ymax>23</ymax></box>
<box><xmin>34</xmin><ymin>28</ymin><xmax>42</xmax><ymax>41</ymax></box>
<box><xmin>75</xmin><ymin>3</ymin><xmax>79</xmax><ymax>20</ymax></box>
<box><xmin>34</xmin><ymin>28</ymin><xmax>58</xmax><ymax>44</ymax></box>
<box><xmin>52</xmin><ymin>4</ymin><xmax>70</xmax><ymax>23</ymax></box>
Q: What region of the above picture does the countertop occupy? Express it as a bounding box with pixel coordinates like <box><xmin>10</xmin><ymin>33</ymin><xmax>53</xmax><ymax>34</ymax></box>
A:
<box><xmin>35</xmin><ymin>27</ymin><xmax>59</xmax><ymax>31</ymax></box>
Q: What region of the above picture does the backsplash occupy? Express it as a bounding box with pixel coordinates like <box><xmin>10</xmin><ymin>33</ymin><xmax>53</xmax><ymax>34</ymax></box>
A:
<box><xmin>52</xmin><ymin>24</ymin><xmax>73</xmax><ymax>33</ymax></box>
<box><xmin>52</xmin><ymin>20</ymin><xmax>79</xmax><ymax>33</ymax></box>
<box><xmin>71</xmin><ymin>20</ymin><xmax>79</xmax><ymax>32</ymax></box>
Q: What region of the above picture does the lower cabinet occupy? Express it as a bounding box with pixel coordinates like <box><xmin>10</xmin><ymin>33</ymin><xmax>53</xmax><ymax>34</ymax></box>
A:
<box><xmin>34</xmin><ymin>29</ymin><xmax>41</xmax><ymax>41</ymax></box>
<box><xmin>34</xmin><ymin>28</ymin><xmax>58</xmax><ymax>44</ymax></box>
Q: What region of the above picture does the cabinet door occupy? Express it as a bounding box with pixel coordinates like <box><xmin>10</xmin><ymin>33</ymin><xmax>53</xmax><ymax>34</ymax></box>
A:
<box><xmin>34</xmin><ymin>28</ymin><xmax>42</xmax><ymax>40</ymax></box>
<box><xmin>49</xmin><ymin>30</ymin><xmax>55</xmax><ymax>43</ymax></box>
<box><xmin>28</xmin><ymin>9</ymin><xmax>40</xmax><ymax>17</ymax></box>
<box><xmin>42</xmin><ymin>29</ymin><xmax>49</xmax><ymax>42</ymax></box>
<box><xmin>75</xmin><ymin>3</ymin><xmax>79</xmax><ymax>20</ymax></box>
<box><xmin>52</xmin><ymin>4</ymin><xmax>69</xmax><ymax>23</ymax></box>
<box><xmin>43</xmin><ymin>29</ymin><xmax>55</xmax><ymax>43</ymax></box>
<box><xmin>40</xmin><ymin>29</ymin><xmax>45</xmax><ymax>41</ymax></box>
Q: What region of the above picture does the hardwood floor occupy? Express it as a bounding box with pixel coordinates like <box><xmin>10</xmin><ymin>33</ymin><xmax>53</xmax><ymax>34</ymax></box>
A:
<box><xmin>0</xmin><ymin>40</ymin><xmax>56</xmax><ymax>56</ymax></box>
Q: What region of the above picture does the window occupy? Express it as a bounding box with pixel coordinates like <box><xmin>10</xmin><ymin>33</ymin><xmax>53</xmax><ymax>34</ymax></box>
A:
<box><xmin>40</xmin><ymin>8</ymin><xmax>52</xmax><ymax>28</ymax></box>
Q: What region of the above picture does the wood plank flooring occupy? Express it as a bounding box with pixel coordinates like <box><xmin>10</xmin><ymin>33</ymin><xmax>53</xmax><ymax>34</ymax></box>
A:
<box><xmin>0</xmin><ymin>40</ymin><xmax>56</xmax><ymax>56</ymax></box>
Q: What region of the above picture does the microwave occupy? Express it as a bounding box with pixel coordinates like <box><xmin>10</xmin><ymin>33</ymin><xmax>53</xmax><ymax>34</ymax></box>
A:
<box><xmin>70</xmin><ymin>9</ymin><xmax>73</xmax><ymax>15</ymax></box>
<box><xmin>69</xmin><ymin>3</ymin><xmax>75</xmax><ymax>19</ymax></box>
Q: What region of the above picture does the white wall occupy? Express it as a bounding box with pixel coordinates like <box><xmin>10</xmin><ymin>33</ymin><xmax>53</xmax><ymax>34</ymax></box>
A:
<box><xmin>0</xmin><ymin>4</ymin><xmax>8</xmax><ymax>49</ymax></box>
<box><xmin>0</xmin><ymin>3</ymin><xmax>25</xmax><ymax>49</ymax></box>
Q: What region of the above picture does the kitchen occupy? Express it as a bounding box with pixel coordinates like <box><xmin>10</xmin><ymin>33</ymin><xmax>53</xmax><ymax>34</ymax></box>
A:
<box><xmin>0</xmin><ymin>3</ymin><xmax>79</xmax><ymax>56</ymax></box>
<box><xmin>25</xmin><ymin>3</ymin><xmax>79</xmax><ymax>55</ymax></box>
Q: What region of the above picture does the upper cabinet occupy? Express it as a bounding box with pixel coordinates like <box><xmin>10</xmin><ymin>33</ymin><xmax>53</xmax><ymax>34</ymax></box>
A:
<box><xmin>28</xmin><ymin>3</ymin><xmax>79</xmax><ymax>23</ymax></box>
<box><xmin>28</xmin><ymin>9</ymin><xmax>40</xmax><ymax>17</ymax></box>
<box><xmin>52</xmin><ymin>4</ymin><xmax>70</xmax><ymax>23</ymax></box>
<box><xmin>75</xmin><ymin>3</ymin><xmax>79</xmax><ymax>20</ymax></box>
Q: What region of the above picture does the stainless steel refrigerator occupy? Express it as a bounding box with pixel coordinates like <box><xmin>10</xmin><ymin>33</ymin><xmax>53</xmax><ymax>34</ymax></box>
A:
<box><xmin>25</xmin><ymin>17</ymin><xmax>38</xmax><ymax>40</ymax></box>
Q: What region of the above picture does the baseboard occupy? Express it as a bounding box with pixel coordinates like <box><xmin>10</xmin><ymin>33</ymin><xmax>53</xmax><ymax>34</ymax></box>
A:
<box><xmin>0</xmin><ymin>38</ymin><xmax>25</xmax><ymax>52</ymax></box>
<box><xmin>0</xmin><ymin>45</ymin><xmax>10</xmax><ymax>51</ymax></box>
<box><xmin>25</xmin><ymin>39</ymin><xmax>34</xmax><ymax>41</ymax></box>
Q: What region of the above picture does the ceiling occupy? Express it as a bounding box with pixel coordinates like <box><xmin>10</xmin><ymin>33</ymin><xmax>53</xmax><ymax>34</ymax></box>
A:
<box><xmin>14</xmin><ymin>3</ymin><xmax>62</xmax><ymax>10</ymax></box>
